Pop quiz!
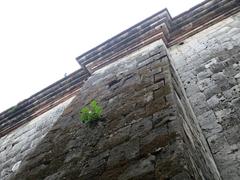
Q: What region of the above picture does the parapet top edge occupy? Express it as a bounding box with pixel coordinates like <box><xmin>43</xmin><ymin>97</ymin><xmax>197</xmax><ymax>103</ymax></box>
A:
<box><xmin>76</xmin><ymin>0</ymin><xmax>240</xmax><ymax>72</ymax></box>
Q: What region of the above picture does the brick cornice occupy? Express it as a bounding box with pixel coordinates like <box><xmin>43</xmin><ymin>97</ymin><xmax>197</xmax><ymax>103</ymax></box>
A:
<box><xmin>76</xmin><ymin>0</ymin><xmax>240</xmax><ymax>73</ymax></box>
<box><xmin>0</xmin><ymin>69</ymin><xmax>89</xmax><ymax>137</ymax></box>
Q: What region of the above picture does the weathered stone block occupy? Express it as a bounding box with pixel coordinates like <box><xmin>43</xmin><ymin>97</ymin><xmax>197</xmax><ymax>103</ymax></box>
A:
<box><xmin>107</xmin><ymin>138</ymin><xmax>140</xmax><ymax>168</ymax></box>
<box><xmin>118</xmin><ymin>155</ymin><xmax>155</xmax><ymax>180</ymax></box>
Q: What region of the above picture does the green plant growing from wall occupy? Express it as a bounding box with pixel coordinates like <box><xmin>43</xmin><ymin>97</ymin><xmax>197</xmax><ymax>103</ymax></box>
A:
<box><xmin>79</xmin><ymin>100</ymin><xmax>103</xmax><ymax>123</ymax></box>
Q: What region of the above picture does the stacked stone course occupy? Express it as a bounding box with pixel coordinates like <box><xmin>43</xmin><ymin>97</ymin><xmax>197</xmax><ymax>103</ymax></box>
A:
<box><xmin>0</xmin><ymin>98</ymin><xmax>74</xmax><ymax>179</ymax></box>
<box><xmin>1</xmin><ymin>0</ymin><xmax>240</xmax><ymax>179</ymax></box>
<box><xmin>169</xmin><ymin>12</ymin><xmax>240</xmax><ymax>179</ymax></box>
<box><xmin>9</xmin><ymin>41</ymin><xmax>220</xmax><ymax>179</ymax></box>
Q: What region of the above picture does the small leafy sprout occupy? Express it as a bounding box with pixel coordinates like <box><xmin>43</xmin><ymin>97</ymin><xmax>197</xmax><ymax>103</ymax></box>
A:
<box><xmin>79</xmin><ymin>100</ymin><xmax>103</xmax><ymax>123</ymax></box>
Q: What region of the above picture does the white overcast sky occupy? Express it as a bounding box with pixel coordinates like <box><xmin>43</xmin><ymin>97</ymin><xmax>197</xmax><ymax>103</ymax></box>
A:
<box><xmin>0</xmin><ymin>0</ymin><xmax>204</xmax><ymax>112</ymax></box>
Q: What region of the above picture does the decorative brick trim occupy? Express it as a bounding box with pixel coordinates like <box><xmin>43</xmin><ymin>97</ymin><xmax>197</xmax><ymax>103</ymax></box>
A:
<box><xmin>0</xmin><ymin>69</ymin><xmax>89</xmax><ymax>137</ymax></box>
<box><xmin>76</xmin><ymin>0</ymin><xmax>240</xmax><ymax>73</ymax></box>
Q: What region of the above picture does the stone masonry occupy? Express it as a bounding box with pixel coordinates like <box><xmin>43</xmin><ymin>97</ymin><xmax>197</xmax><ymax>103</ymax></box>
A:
<box><xmin>9</xmin><ymin>41</ymin><xmax>220</xmax><ymax>179</ymax></box>
<box><xmin>1</xmin><ymin>0</ymin><xmax>240</xmax><ymax>179</ymax></box>
<box><xmin>170</xmin><ymin>11</ymin><xmax>240</xmax><ymax>180</ymax></box>
<box><xmin>0</xmin><ymin>97</ymin><xmax>74</xmax><ymax>180</ymax></box>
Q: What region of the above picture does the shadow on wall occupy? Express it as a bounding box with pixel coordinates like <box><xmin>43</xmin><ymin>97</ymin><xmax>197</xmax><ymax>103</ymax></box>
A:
<box><xmin>0</xmin><ymin>97</ymin><xmax>74</xmax><ymax>180</ymax></box>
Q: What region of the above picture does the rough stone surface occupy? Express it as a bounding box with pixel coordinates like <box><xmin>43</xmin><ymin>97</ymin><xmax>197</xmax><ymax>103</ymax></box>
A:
<box><xmin>0</xmin><ymin>97</ymin><xmax>74</xmax><ymax>180</ymax></box>
<box><xmin>1</xmin><ymin>3</ymin><xmax>240</xmax><ymax>179</ymax></box>
<box><xmin>8</xmin><ymin>41</ymin><xmax>220</xmax><ymax>180</ymax></box>
<box><xmin>170</xmin><ymin>11</ymin><xmax>240</xmax><ymax>180</ymax></box>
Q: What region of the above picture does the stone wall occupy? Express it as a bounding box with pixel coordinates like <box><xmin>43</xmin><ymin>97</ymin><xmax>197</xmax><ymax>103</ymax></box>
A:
<box><xmin>170</xmin><ymin>62</ymin><xmax>220</xmax><ymax>180</ymax></box>
<box><xmin>0</xmin><ymin>97</ymin><xmax>74</xmax><ymax>180</ymax></box>
<box><xmin>169</xmin><ymin>11</ymin><xmax>240</xmax><ymax>180</ymax></box>
<box><xmin>10</xmin><ymin>41</ymin><xmax>220</xmax><ymax>180</ymax></box>
<box><xmin>1</xmin><ymin>1</ymin><xmax>240</xmax><ymax>179</ymax></box>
